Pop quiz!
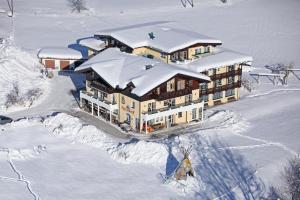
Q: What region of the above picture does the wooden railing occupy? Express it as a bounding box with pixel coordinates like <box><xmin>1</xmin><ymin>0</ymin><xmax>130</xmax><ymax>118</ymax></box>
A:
<box><xmin>151</xmin><ymin>88</ymin><xmax>193</xmax><ymax>101</ymax></box>
<box><xmin>209</xmin><ymin>68</ymin><xmax>242</xmax><ymax>81</ymax></box>
<box><xmin>200</xmin><ymin>81</ymin><xmax>241</xmax><ymax>95</ymax></box>
<box><xmin>90</xmin><ymin>81</ymin><xmax>114</xmax><ymax>94</ymax></box>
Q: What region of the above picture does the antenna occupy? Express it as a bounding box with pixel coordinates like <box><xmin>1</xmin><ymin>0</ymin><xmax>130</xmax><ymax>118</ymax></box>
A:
<box><xmin>7</xmin><ymin>0</ymin><xmax>13</xmax><ymax>17</ymax></box>
<box><xmin>181</xmin><ymin>0</ymin><xmax>194</xmax><ymax>8</ymax></box>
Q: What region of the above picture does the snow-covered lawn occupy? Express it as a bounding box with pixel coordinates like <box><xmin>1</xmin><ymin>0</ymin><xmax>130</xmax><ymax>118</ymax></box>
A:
<box><xmin>0</xmin><ymin>119</ymin><xmax>177</xmax><ymax>200</ymax></box>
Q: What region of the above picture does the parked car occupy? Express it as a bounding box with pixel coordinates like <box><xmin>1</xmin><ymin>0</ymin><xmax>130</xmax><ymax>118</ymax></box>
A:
<box><xmin>0</xmin><ymin>115</ymin><xmax>13</xmax><ymax>125</ymax></box>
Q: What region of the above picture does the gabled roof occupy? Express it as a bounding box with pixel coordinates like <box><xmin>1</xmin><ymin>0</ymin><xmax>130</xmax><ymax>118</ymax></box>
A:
<box><xmin>79</xmin><ymin>38</ymin><xmax>105</xmax><ymax>51</ymax></box>
<box><xmin>178</xmin><ymin>48</ymin><xmax>253</xmax><ymax>72</ymax></box>
<box><xmin>37</xmin><ymin>47</ymin><xmax>83</xmax><ymax>59</ymax></box>
<box><xmin>75</xmin><ymin>48</ymin><xmax>210</xmax><ymax>96</ymax></box>
<box><xmin>95</xmin><ymin>25</ymin><xmax>222</xmax><ymax>53</ymax></box>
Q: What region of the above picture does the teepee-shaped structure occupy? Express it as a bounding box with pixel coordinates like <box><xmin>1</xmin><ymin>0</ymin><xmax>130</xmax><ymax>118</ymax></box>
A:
<box><xmin>174</xmin><ymin>146</ymin><xmax>195</xmax><ymax>180</ymax></box>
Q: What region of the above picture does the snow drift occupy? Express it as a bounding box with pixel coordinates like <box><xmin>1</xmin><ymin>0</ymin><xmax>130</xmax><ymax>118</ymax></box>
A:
<box><xmin>0</xmin><ymin>39</ymin><xmax>48</xmax><ymax>113</ymax></box>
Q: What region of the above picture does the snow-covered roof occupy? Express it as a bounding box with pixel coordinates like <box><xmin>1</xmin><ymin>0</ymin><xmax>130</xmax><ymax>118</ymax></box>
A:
<box><xmin>79</xmin><ymin>38</ymin><xmax>105</xmax><ymax>51</ymax></box>
<box><xmin>75</xmin><ymin>48</ymin><xmax>210</xmax><ymax>96</ymax></box>
<box><xmin>95</xmin><ymin>25</ymin><xmax>222</xmax><ymax>53</ymax></box>
<box><xmin>179</xmin><ymin>49</ymin><xmax>253</xmax><ymax>72</ymax></box>
<box><xmin>37</xmin><ymin>47</ymin><xmax>83</xmax><ymax>59</ymax></box>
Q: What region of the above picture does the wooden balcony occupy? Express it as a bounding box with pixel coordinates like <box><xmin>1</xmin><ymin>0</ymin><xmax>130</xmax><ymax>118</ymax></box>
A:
<box><xmin>209</xmin><ymin>68</ymin><xmax>242</xmax><ymax>81</ymax></box>
<box><xmin>200</xmin><ymin>81</ymin><xmax>241</xmax><ymax>95</ymax></box>
<box><xmin>90</xmin><ymin>81</ymin><xmax>114</xmax><ymax>94</ymax></box>
<box><xmin>152</xmin><ymin>88</ymin><xmax>193</xmax><ymax>101</ymax></box>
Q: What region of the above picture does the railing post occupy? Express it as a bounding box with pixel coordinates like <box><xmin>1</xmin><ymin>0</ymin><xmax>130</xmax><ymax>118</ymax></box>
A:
<box><xmin>145</xmin><ymin>119</ymin><xmax>148</xmax><ymax>134</ymax></box>
<box><xmin>110</xmin><ymin>110</ymin><xmax>112</xmax><ymax>124</ymax></box>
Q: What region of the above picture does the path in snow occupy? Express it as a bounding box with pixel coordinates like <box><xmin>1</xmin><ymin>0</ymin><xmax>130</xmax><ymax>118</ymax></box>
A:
<box><xmin>0</xmin><ymin>147</ymin><xmax>40</xmax><ymax>200</ymax></box>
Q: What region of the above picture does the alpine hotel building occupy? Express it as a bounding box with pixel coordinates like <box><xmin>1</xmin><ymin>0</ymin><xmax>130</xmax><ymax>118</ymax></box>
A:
<box><xmin>76</xmin><ymin>25</ymin><xmax>252</xmax><ymax>134</ymax></box>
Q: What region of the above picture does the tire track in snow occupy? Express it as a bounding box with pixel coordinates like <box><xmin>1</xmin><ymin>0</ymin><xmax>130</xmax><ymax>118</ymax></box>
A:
<box><xmin>228</xmin><ymin>131</ymin><xmax>298</xmax><ymax>156</ymax></box>
<box><xmin>0</xmin><ymin>147</ymin><xmax>40</xmax><ymax>200</ymax></box>
<box><xmin>247</xmin><ymin>88</ymin><xmax>300</xmax><ymax>98</ymax></box>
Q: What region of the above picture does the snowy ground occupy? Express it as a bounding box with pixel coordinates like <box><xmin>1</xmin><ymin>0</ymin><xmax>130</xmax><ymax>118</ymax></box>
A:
<box><xmin>0</xmin><ymin>0</ymin><xmax>300</xmax><ymax>199</ymax></box>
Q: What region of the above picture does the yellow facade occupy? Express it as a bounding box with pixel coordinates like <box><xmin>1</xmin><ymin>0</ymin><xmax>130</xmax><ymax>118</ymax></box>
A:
<box><xmin>132</xmin><ymin>47</ymin><xmax>170</xmax><ymax>63</ymax></box>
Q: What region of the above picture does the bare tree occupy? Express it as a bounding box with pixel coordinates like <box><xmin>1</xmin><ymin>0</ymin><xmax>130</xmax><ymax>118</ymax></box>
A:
<box><xmin>281</xmin><ymin>156</ymin><xmax>300</xmax><ymax>200</ymax></box>
<box><xmin>5</xmin><ymin>82</ymin><xmax>20</xmax><ymax>108</ymax></box>
<box><xmin>242</xmin><ymin>77</ymin><xmax>254</xmax><ymax>92</ymax></box>
<box><xmin>270</xmin><ymin>156</ymin><xmax>300</xmax><ymax>200</ymax></box>
<box><xmin>67</xmin><ymin>0</ymin><xmax>87</xmax><ymax>13</ymax></box>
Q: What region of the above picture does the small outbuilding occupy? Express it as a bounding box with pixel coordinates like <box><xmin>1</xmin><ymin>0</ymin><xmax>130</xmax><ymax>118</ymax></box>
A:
<box><xmin>78</xmin><ymin>38</ymin><xmax>106</xmax><ymax>57</ymax></box>
<box><xmin>37</xmin><ymin>47</ymin><xmax>85</xmax><ymax>70</ymax></box>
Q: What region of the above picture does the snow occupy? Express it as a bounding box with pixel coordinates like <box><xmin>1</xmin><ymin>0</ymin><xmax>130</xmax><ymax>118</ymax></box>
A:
<box><xmin>37</xmin><ymin>47</ymin><xmax>83</xmax><ymax>59</ymax></box>
<box><xmin>250</xmin><ymin>72</ymin><xmax>283</xmax><ymax>76</ymax></box>
<box><xmin>75</xmin><ymin>48</ymin><xmax>210</xmax><ymax>96</ymax></box>
<box><xmin>96</xmin><ymin>25</ymin><xmax>222</xmax><ymax>53</ymax></box>
<box><xmin>78</xmin><ymin>37</ymin><xmax>105</xmax><ymax>51</ymax></box>
<box><xmin>0</xmin><ymin>39</ymin><xmax>49</xmax><ymax>113</ymax></box>
<box><xmin>0</xmin><ymin>118</ymin><xmax>178</xmax><ymax>200</ymax></box>
<box><xmin>179</xmin><ymin>48</ymin><xmax>253</xmax><ymax>72</ymax></box>
<box><xmin>0</xmin><ymin>0</ymin><xmax>300</xmax><ymax>199</ymax></box>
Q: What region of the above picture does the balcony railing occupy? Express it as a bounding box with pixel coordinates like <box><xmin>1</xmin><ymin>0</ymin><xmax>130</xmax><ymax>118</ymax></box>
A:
<box><xmin>90</xmin><ymin>81</ymin><xmax>114</xmax><ymax>94</ymax></box>
<box><xmin>150</xmin><ymin>88</ymin><xmax>193</xmax><ymax>101</ymax></box>
<box><xmin>209</xmin><ymin>68</ymin><xmax>242</xmax><ymax>81</ymax></box>
<box><xmin>80</xmin><ymin>90</ymin><xmax>118</xmax><ymax>111</ymax></box>
<box><xmin>200</xmin><ymin>81</ymin><xmax>241</xmax><ymax>95</ymax></box>
<box><xmin>142</xmin><ymin>99</ymin><xmax>204</xmax><ymax>121</ymax></box>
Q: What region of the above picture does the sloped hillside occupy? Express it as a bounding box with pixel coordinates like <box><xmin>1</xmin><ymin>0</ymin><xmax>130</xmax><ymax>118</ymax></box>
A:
<box><xmin>0</xmin><ymin>38</ymin><xmax>48</xmax><ymax>113</ymax></box>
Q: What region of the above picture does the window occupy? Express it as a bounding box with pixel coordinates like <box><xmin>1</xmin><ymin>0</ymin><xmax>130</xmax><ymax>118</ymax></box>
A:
<box><xmin>161</xmin><ymin>52</ymin><xmax>166</xmax><ymax>58</ymax></box>
<box><xmin>188</xmin><ymin>80</ymin><xmax>193</xmax><ymax>87</ymax></box>
<box><xmin>204</xmin><ymin>46</ymin><xmax>210</xmax><ymax>53</ymax></box>
<box><xmin>112</xmin><ymin>95</ymin><xmax>116</xmax><ymax>104</ymax></box>
<box><xmin>164</xmin><ymin>100</ymin><xmax>168</xmax><ymax>106</ymax></box>
<box><xmin>213</xmin><ymin>91</ymin><xmax>222</xmax><ymax>100</ymax></box>
<box><xmin>228</xmin><ymin>65</ymin><xmax>235</xmax><ymax>72</ymax></box>
<box><xmin>215</xmin><ymin>79</ymin><xmax>222</xmax><ymax>87</ymax></box>
<box><xmin>167</xmin><ymin>79</ymin><xmax>175</xmax><ymax>92</ymax></box>
<box><xmin>167</xmin><ymin>98</ymin><xmax>175</xmax><ymax>107</ymax></box>
<box><xmin>160</xmin><ymin>117</ymin><xmax>163</xmax><ymax>121</ymax></box>
<box><xmin>171</xmin><ymin>52</ymin><xmax>178</xmax><ymax>61</ymax></box>
<box><xmin>200</xmin><ymin>95</ymin><xmax>208</xmax><ymax>102</ymax></box>
<box><xmin>228</xmin><ymin>76</ymin><xmax>234</xmax><ymax>85</ymax></box>
<box><xmin>157</xmin><ymin>87</ymin><xmax>160</xmax><ymax>95</ymax></box>
<box><xmin>177</xmin><ymin>80</ymin><xmax>185</xmax><ymax>90</ymax></box>
<box><xmin>200</xmin><ymin>83</ymin><xmax>207</xmax><ymax>91</ymax></box>
<box><xmin>132</xmin><ymin>102</ymin><xmax>135</xmax><ymax>109</ymax></box>
<box><xmin>178</xmin><ymin>112</ymin><xmax>182</xmax><ymax>118</ymax></box>
<box><xmin>225</xmin><ymin>89</ymin><xmax>235</xmax><ymax>97</ymax></box>
<box><xmin>195</xmin><ymin>48</ymin><xmax>201</xmax><ymax>55</ymax></box>
<box><xmin>148</xmin><ymin>102</ymin><xmax>156</xmax><ymax>112</ymax></box>
<box><xmin>179</xmin><ymin>51</ymin><xmax>187</xmax><ymax>60</ymax></box>
<box><xmin>212</xmin><ymin>69</ymin><xmax>217</xmax><ymax>75</ymax></box>
<box><xmin>185</xmin><ymin>94</ymin><xmax>192</xmax><ymax>103</ymax></box>
<box><xmin>99</xmin><ymin>91</ymin><xmax>107</xmax><ymax>101</ymax></box>
<box><xmin>125</xmin><ymin>113</ymin><xmax>131</xmax><ymax>124</ymax></box>
<box><xmin>121</xmin><ymin>96</ymin><xmax>125</xmax><ymax>104</ymax></box>
<box><xmin>192</xmin><ymin>109</ymin><xmax>197</xmax><ymax>120</ymax></box>
<box><xmin>156</xmin><ymin>117</ymin><xmax>159</xmax><ymax>123</ymax></box>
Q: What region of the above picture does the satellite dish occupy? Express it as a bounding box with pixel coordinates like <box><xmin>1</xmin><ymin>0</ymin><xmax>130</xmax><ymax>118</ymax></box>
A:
<box><xmin>7</xmin><ymin>11</ymin><xmax>12</xmax><ymax>17</ymax></box>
